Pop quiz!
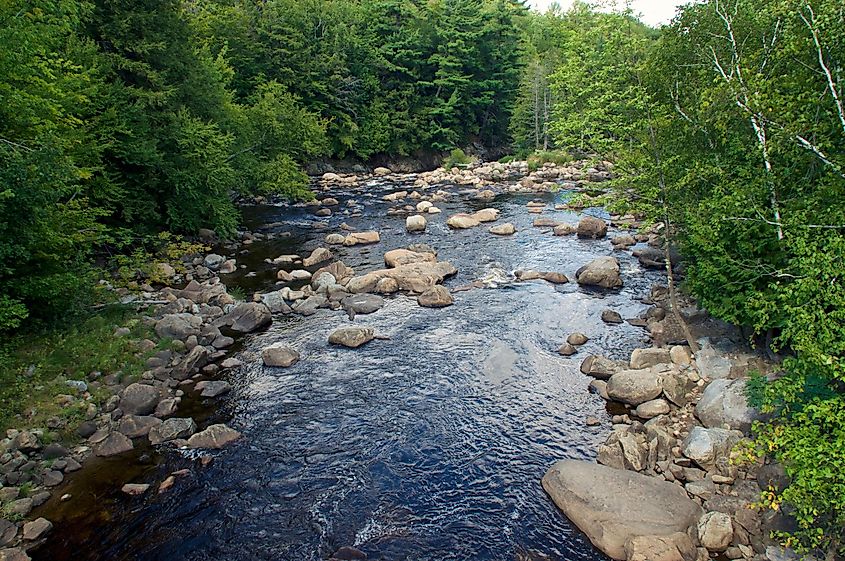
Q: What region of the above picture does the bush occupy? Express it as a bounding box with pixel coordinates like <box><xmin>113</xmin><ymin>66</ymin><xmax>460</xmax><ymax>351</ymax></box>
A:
<box><xmin>443</xmin><ymin>148</ymin><xmax>473</xmax><ymax>169</ymax></box>
<box><xmin>527</xmin><ymin>150</ymin><xmax>573</xmax><ymax>171</ymax></box>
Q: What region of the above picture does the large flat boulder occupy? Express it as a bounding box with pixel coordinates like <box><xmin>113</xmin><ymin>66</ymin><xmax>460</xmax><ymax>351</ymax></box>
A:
<box><xmin>542</xmin><ymin>460</ymin><xmax>703</xmax><ymax>560</ymax></box>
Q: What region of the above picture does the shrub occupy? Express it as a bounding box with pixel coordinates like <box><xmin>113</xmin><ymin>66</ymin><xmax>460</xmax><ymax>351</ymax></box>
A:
<box><xmin>443</xmin><ymin>148</ymin><xmax>472</xmax><ymax>169</ymax></box>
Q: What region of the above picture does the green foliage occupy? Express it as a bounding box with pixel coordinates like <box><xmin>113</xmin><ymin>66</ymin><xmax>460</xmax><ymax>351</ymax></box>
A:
<box><xmin>527</xmin><ymin>149</ymin><xmax>573</xmax><ymax>171</ymax></box>
<box><xmin>443</xmin><ymin>148</ymin><xmax>473</xmax><ymax>169</ymax></box>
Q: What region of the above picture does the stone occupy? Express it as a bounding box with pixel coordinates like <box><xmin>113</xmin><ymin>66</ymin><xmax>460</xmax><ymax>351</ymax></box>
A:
<box><xmin>0</xmin><ymin>549</ymin><xmax>30</xmax><ymax>561</ymax></box>
<box><xmin>303</xmin><ymin>247</ymin><xmax>333</xmax><ymax>268</ymax></box>
<box><xmin>343</xmin><ymin>231</ymin><xmax>381</xmax><ymax>246</ymax></box>
<box><xmin>196</xmin><ymin>380</ymin><xmax>231</xmax><ymax>398</ymax></box>
<box><xmin>22</xmin><ymin>518</ymin><xmax>52</xmax><ymax>541</ymax></box>
<box><xmin>541</xmin><ymin>272</ymin><xmax>569</xmax><ymax>284</ymax></box>
<box><xmin>695</xmin><ymin>378</ymin><xmax>759</xmax><ymax>433</ymax></box>
<box><xmin>470</xmin><ymin>208</ymin><xmax>499</xmax><ymax>223</ymax></box>
<box><xmin>218</xmin><ymin>259</ymin><xmax>236</xmax><ymax>274</ymax></box>
<box><xmin>374</xmin><ymin>166</ymin><xmax>391</xmax><ymax>176</ymax></box>
<box><xmin>121</xmin><ymin>483</ymin><xmax>151</xmax><ymax>496</ymax></box>
<box><xmin>624</xmin><ymin>533</ymin><xmax>697</xmax><ymax>561</ymax></box>
<box><xmin>533</xmin><ymin>217</ymin><xmax>560</xmax><ymax>228</ymax></box>
<box><xmin>553</xmin><ymin>223</ymin><xmax>576</xmax><ymax>236</ymax></box>
<box><xmin>154</xmin><ymin>398</ymin><xmax>179</xmax><ymax>418</ymax></box>
<box><xmin>118</xmin><ymin>415</ymin><xmax>162</xmax><ymax>438</ymax></box>
<box><xmin>406</xmin><ymin>215</ymin><xmax>427</xmax><ymax>233</ymax></box>
<box><xmin>261</xmin><ymin>343</ymin><xmax>301</xmax><ymax>367</ymax></box>
<box><xmin>417</xmin><ymin>286</ymin><xmax>454</xmax><ymax>308</ymax></box>
<box><xmin>329</xmin><ymin>326</ymin><xmax>375</xmax><ymax>348</ymax></box>
<box><xmin>260</xmin><ymin>290</ymin><xmax>293</xmax><ymax>314</ymax></box>
<box><xmin>0</xmin><ymin>520</ymin><xmax>16</xmax><ymax>547</ymax></box>
<box><xmin>95</xmin><ymin>432</ymin><xmax>134</xmax><ymax>457</ymax></box>
<box><xmin>489</xmin><ymin>223</ymin><xmax>516</xmax><ymax>236</ymax></box>
<box><xmin>12</xmin><ymin>432</ymin><xmax>40</xmax><ymax>453</ymax></box>
<box><xmin>577</xmin><ymin>216</ymin><xmax>608</xmax><ymax>239</ymax></box>
<box><xmin>326</xmin><ymin>233</ymin><xmax>346</xmax><ymax>245</ymax></box>
<box><xmin>155</xmin><ymin>313</ymin><xmax>201</xmax><ymax>341</ymax></box>
<box><xmin>611</xmin><ymin>234</ymin><xmax>637</xmax><ymax>248</ymax></box>
<box><xmin>602</xmin><ymin>310</ymin><xmax>624</xmax><ymax>324</ymax></box>
<box><xmin>631</xmin><ymin>347</ymin><xmax>672</xmax><ymax>369</ymax></box>
<box><xmin>542</xmin><ymin>460</ymin><xmax>704</xmax><ymax>561</ymax></box>
<box><xmin>580</xmin><ymin>355</ymin><xmax>625</xmax><ymax>380</ymax></box>
<box><xmin>576</xmin><ymin>256</ymin><xmax>623</xmax><ymax>289</ymax></box>
<box><xmin>567</xmin><ymin>333</ymin><xmax>588</xmax><ymax>346</ymax></box>
<box><xmin>670</xmin><ymin>346</ymin><xmax>692</xmax><ymax>366</ymax></box>
<box><xmin>9</xmin><ymin>499</ymin><xmax>32</xmax><ymax>517</ymax></box>
<box><xmin>203</xmin><ymin>254</ymin><xmax>226</xmax><ymax>270</ymax></box>
<box><xmin>682</xmin><ymin>426</ymin><xmax>743</xmax><ymax>471</ymax></box>
<box><xmin>635</xmin><ymin>399</ymin><xmax>671</xmax><ymax>419</ymax></box>
<box><xmin>43</xmin><ymin>470</ymin><xmax>63</xmax><ymax>487</ymax></box>
<box><xmin>384</xmin><ymin>249</ymin><xmax>436</xmax><ymax>268</ymax></box>
<box><xmin>662</xmin><ymin>369</ymin><xmax>695</xmax><ymax>407</ymax></box>
<box><xmin>559</xmin><ymin>343</ymin><xmax>578</xmax><ymax>356</ymax></box>
<box><xmin>697</xmin><ymin>512</ymin><xmax>733</xmax><ymax>552</ymax></box>
<box><xmin>607</xmin><ymin>369</ymin><xmax>664</xmax><ymax>406</ymax></box>
<box><xmin>186</xmin><ymin>424</ymin><xmax>241</xmax><ymax>449</ymax></box>
<box><xmin>694</xmin><ymin>342</ymin><xmax>734</xmax><ymax>380</ymax></box>
<box><xmin>119</xmin><ymin>383</ymin><xmax>160</xmax><ymax>416</ymax></box>
<box><xmin>218</xmin><ymin>302</ymin><xmax>272</xmax><ymax>333</ymax></box>
<box><xmin>172</xmin><ymin>345</ymin><xmax>209</xmax><ymax>380</ymax></box>
<box><xmin>341</xmin><ymin>294</ymin><xmax>384</xmax><ymax>316</ymax></box>
<box><xmin>149</xmin><ymin>418</ymin><xmax>197</xmax><ymax>445</ymax></box>
<box><xmin>446</xmin><ymin>214</ymin><xmax>480</xmax><ymax>229</ymax></box>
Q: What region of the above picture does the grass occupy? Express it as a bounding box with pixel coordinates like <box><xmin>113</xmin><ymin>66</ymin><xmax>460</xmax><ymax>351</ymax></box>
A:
<box><xmin>0</xmin><ymin>306</ymin><xmax>161</xmax><ymax>437</ymax></box>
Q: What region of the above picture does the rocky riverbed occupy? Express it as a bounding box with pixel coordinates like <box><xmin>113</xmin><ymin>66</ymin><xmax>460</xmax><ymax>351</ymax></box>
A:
<box><xmin>0</xmin><ymin>160</ymin><xmax>793</xmax><ymax>561</ymax></box>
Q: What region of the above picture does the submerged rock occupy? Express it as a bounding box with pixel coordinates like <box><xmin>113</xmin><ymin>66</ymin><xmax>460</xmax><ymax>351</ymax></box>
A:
<box><xmin>542</xmin><ymin>460</ymin><xmax>703</xmax><ymax>560</ymax></box>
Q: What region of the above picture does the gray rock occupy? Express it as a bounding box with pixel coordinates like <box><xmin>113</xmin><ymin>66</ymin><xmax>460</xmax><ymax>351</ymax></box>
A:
<box><xmin>0</xmin><ymin>548</ymin><xmax>30</xmax><ymax>561</ymax></box>
<box><xmin>261</xmin><ymin>343</ymin><xmax>300</xmax><ymax>367</ymax></box>
<box><xmin>303</xmin><ymin>247</ymin><xmax>333</xmax><ymax>268</ymax></box>
<box><xmin>601</xmin><ymin>310</ymin><xmax>623</xmax><ymax>324</ymax></box>
<box><xmin>558</xmin><ymin>343</ymin><xmax>578</xmax><ymax>356</ymax></box>
<box><xmin>203</xmin><ymin>254</ymin><xmax>226</xmax><ymax>270</ymax></box>
<box><xmin>576</xmin><ymin>256</ymin><xmax>623</xmax><ymax>289</ymax></box>
<box><xmin>624</xmin><ymin>533</ymin><xmax>697</xmax><ymax>561</ymax></box>
<box><xmin>196</xmin><ymin>380</ymin><xmax>231</xmax><ymax>398</ymax></box>
<box><xmin>0</xmin><ymin>519</ymin><xmax>16</xmax><ymax>547</ymax></box>
<box><xmin>489</xmin><ymin>223</ymin><xmax>516</xmax><ymax>236</ymax></box>
<box><xmin>155</xmin><ymin>313</ymin><xmax>202</xmax><ymax>341</ymax></box>
<box><xmin>186</xmin><ymin>424</ymin><xmax>241</xmax><ymax>449</ymax></box>
<box><xmin>417</xmin><ymin>286</ymin><xmax>454</xmax><ymax>308</ymax></box>
<box><xmin>662</xmin><ymin>369</ymin><xmax>695</xmax><ymax>407</ymax></box>
<box><xmin>148</xmin><ymin>417</ymin><xmax>197</xmax><ymax>445</ymax></box>
<box><xmin>22</xmin><ymin>518</ymin><xmax>52</xmax><ymax>541</ymax></box>
<box><xmin>607</xmin><ymin>369</ymin><xmax>664</xmax><ymax>406</ymax></box>
<box><xmin>406</xmin><ymin>215</ymin><xmax>427</xmax><ymax>233</ymax></box>
<box><xmin>630</xmin><ymin>347</ymin><xmax>672</xmax><ymax>369</ymax></box>
<box><xmin>341</xmin><ymin>294</ymin><xmax>384</xmax><ymax>316</ymax></box>
<box><xmin>121</xmin><ymin>483</ymin><xmax>150</xmax><ymax>496</ymax></box>
<box><xmin>119</xmin><ymin>383</ymin><xmax>160</xmax><ymax>416</ymax></box>
<box><xmin>12</xmin><ymin>432</ymin><xmax>40</xmax><ymax>453</ymax></box>
<box><xmin>542</xmin><ymin>460</ymin><xmax>704</xmax><ymax>560</ymax></box>
<box><xmin>697</xmin><ymin>511</ymin><xmax>733</xmax><ymax>552</ymax></box>
<box><xmin>682</xmin><ymin>426</ymin><xmax>743</xmax><ymax>470</ymax></box>
<box><xmin>172</xmin><ymin>345</ymin><xmax>209</xmax><ymax>380</ymax></box>
<box><xmin>329</xmin><ymin>327</ymin><xmax>375</xmax><ymax>348</ymax></box>
<box><xmin>95</xmin><ymin>432</ymin><xmax>134</xmax><ymax>457</ymax></box>
<box><xmin>291</xmin><ymin>294</ymin><xmax>328</xmax><ymax>316</ymax></box>
<box><xmin>260</xmin><ymin>291</ymin><xmax>293</xmax><ymax>314</ymax></box>
<box><xmin>635</xmin><ymin>399</ymin><xmax>671</xmax><ymax>419</ymax></box>
<box><xmin>117</xmin><ymin>415</ymin><xmax>162</xmax><ymax>438</ymax></box>
<box><xmin>696</xmin><ymin>378</ymin><xmax>759</xmax><ymax>433</ymax></box>
<box><xmin>567</xmin><ymin>333</ymin><xmax>588</xmax><ymax>346</ymax></box>
<box><xmin>694</xmin><ymin>341</ymin><xmax>734</xmax><ymax>379</ymax></box>
<box><xmin>218</xmin><ymin>302</ymin><xmax>272</xmax><ymax>333</ymax></box>
<box><xmin>577</xmin><ymin>216</ymin><xmax>608</xmax><ymax>239</ymax></box>
<box><xmin>580</xmin><ymin>355</ymin><xmax>625</xmax><ymax>380</ymax></box>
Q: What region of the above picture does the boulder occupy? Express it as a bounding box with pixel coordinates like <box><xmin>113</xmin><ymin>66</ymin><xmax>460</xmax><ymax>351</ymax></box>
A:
<box><xmin>630</xmin><ymin>348</ymin><xmax>672</xmax><ymax>369</ymax></box>
<box><xmin>262</xmin><ymin>343</ymin><xmax>300</xmax><ymax>367</ymax></box>
<box><xmin>624</xmin><ymin>533</ymin><xmax>697</xmax><ymax>561</ymax></box>
<box><xmin>218</xmin><ymin>302</ymin><xmax>272</xmax><ymax>333</ymax></box>
<box><xmin>489</xmin><ymin>223</ymin><xmax>516</xmax><ymax>236</ymax></box>
<box><xmin>447</xmin><ymin>214</ymin><xmax>480</xmax><ymax>229</ymax></box>
<box><xmin>406</xmin><ymin>215</ymin><xmax>427</xmax><ymax>233</ymax></box>
<box><xmin>533</xmin><ymin>217</ymin><xmax>560</xmax><ymax>228</ymax></box>
<box><xmin>148</xmin><ymin>418</ymin><xmax>197</xmax><ymax>445</ymax></box>
<box><xmin>577</xmin><ymin>216</ymin><xmax>608</xmax><ymax>239</ymax></box>
<box><xmin>567</xmin><ymin>333</ymin><xmax>589</xmax><ymax>346</ymax></box>
<box><xmin>607</xmin><ymin>369</ymin><xmax>663</xmax><ymax>406</ymax></box>
<box><xmin>329</xmin><ymin>327</ymin><xmax>375</xmax><ymax>348</ymax></box>
<box><xmin>22</xmin><ymin>518</ymin><xmax>52</xmax><ymax>541</ymax></box>
<box><xmin>374</xmin><ymin>166</ymin><xmax>391</xmax><ymax>176</ymax></box>
<box><xmin>576</xmin><ymin>256</ymin><xmax>623</xmax><ymax>289</ymax></box>
<box><xmin>196</xmin><ymin>380</ymin><xmax>231</xmax><ymax>398</ymax></box>
<box><xmin>155</xmin><ymin>314</ymin><xmax>201</xmax><ymax>341</ymax></box>
<box><xmin>260</xmin><ymin>291</ymin><xmax>292</xmax><ymax>314</ymax></box>
<box><xmin>95</xmin><ymin>432</ymin><xmax>134</xmax><ymax>457</ymax></box>
<box><xmin>470</xmin><ymin>208</ymin><xmax>499</xmax><ymax>223</ymax></box>
<box><xmin>0</xmin><ymin>549</ymin><xmax>30</xmax><ymax>561</ymax></box>
<box><xmin>542</xmin><ymin>460</ymin><xmax>704</xmax><ymax>560</ymax></box>
<box><xmin>303</xmin><ymin>247</ymin><xmax>333</xmax><ymax>268</ymax></box>
<box><xmin>341</xmin><ymin>294</ymin><xmax>384</xmax><ymax>316</ymax></box>
<box><xmin>343</xmin><ymin>231</ymin><xmax>380</xmax><ymax>246</ymax></box>
<box><xmin>553</xmin><ymin>223</ymin><xmax>576</xmax><ymax>236</ymax></box>
<box><xmin>634</xmin><ymin>399</ymin><xmax>671</xmax><ymax>419</ymax></box>
<box><xmin>186</xmin><ymin>424</ymin><xmax>241</xmax><ymax>449</ymax></box>
<box><xmin>172</xmin><ymin>345</ymin><xmax>209</xmax><ymax>380</ymax></box>
<box><xmin>384</xmin><ymin>249</ymin><xmax>436</xmax><ymax>268</ymax></box>
<box><xmin>326</xmin><ymin>233</ymin><xmax>346</xmax><ymax>245</ymax></box>
<box><xmin>417</xmin><ymin>286</ymin><xmax>454</xmax><ymax>308</ymax></box>
<box><xmin>682</xmin><ymin>426</ymin><xmax>743</xmax><ymax>470</ymax></box>
<box><xmin>602</xmin><ymin>310</ymin><xmax>624</xmax><ymax>324</ymax></box>
<box><xmin>119</xmin><ymin>383</ymin><xmax>161</xmax><ymax>416</ymax></box>
<box><xmin>697</xmin><ymin>512</ymin><xmax>733</xmax><ymax>552</ymax></box>
<box><xmin>580</xmin><ymin>355</ymin><xmax>625</xmax><ymax>380</ymax></box>
<box><xmin>695</xmin><ymin>378</ymin><xmax>759</xmax><ymax>433</ymax></box>
<box><xmin>117</xmin><ymin>415</ymin><xmax>162</xmax><ymax>438</ymax></box>
<box><xmin>662</xmin><ymin>369</ymin><xmax>695</xmax><ymax>407</ymax></box>
<box><xmin>559</xmin><ymin>343</ymin><xmax>578</xmax><ymax>356</ymax></box>
<box><xmin>611</xmin><ymin>234</ymin><xmax>637</xmax><ymax>248</ymax></box>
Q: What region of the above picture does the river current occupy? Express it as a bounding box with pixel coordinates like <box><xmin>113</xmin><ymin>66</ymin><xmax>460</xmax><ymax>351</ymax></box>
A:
<box><xmin>34</xmin><ymin>177</ymin><xmax>662</xmax><ymax>561</ymax></box>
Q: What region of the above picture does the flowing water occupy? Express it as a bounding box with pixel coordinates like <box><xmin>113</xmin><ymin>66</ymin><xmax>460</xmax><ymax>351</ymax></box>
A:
<box><xmin>33</xmin><ymin>177</ymin><xmax>663</xmax><ymax>561</ymax></box>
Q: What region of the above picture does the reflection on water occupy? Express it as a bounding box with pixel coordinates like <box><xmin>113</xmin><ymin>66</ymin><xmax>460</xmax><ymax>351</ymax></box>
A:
<box><xmin>34</xmin><ymin>179</ymin><xmax>660</xmax><ymax>561</ymax></box>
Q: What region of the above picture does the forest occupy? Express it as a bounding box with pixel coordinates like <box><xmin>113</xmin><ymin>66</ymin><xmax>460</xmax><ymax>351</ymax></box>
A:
<box><xmin>1</xmin><ymin>0</ymin><xmax>843</xmax><ymax>557</ymax></box>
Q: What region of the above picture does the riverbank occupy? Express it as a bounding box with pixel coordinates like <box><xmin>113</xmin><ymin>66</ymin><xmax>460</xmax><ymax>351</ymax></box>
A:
<box><xmin>0</xmin><ymin>158</ymin><xmax>785</xmax><ymax>561</ymax></box>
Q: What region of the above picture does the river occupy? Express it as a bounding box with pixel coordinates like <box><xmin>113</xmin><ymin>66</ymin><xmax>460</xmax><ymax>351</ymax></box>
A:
<box><xmin>33</xmin><ymin>176</ymin><xmax>662</xmax><ymax>561</ymax></box>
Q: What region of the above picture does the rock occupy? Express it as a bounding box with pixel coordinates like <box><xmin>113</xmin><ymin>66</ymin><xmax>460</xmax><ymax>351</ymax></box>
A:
<box><xmin>121</xmin><ymin>483</ymin><xmax>151</xmax><ymax>496</ymax></box>
<box><xmin>670</xmin><ymin>346</ymin><xmax>692</xmax><ymax>367</ymax></box>
<box><xmin>0</xmin><ymin>520</ymin><xmax>16</xmax><ymax>547</ymax></box>
<box><xmin>374</xmin><ymin>166</ymin><xmax>391</xmax><ymax>176</ymax></box>
<box><xmin>155</xmin><ymin>313</ymin><xmax>201</xmax><ymax>341</ymax></box>
<box><xmin>489</xmin><ymin>223</ymin><xmax>516</xmax><ymax>236</ymax></box>
<box><xmin>624</xmin><ymin>533</ymin><xmax>697</xmax><ymax>561</ymax></box>
<box><xmin>447</xmin><ymin>214</ymin><xmax>480</xmax><ymax>229</ymax></box>
<box><xmin>586</xmin><ymin>416</ymin><xmax>601</xmax><ymax>426</ymax></box>
<box><xmin>172</xmin><ymin>345</ymin><xmax>209</xmax><ymax>380</ymax></box>
<box><xmin>602</xmin><ymin>310</ymin><xmax>624</xmax><ymax>324</ymax></box>
<box><xmin>542</xmin><ymin>460</ymin><xmax>704</xmax><ymax>561</ymax></box>
<box><xmin>42</xmin><ymin>443</ymin><xmax>68</xmax><ymax>460</ymax></box>
<box><xmin>22</xmin><ymin>518</ymin><xmax>52</xmax><ymax>541</ymax></box>
<box><xmin>417</xmin><ymin>286</ymin><xmax>454</xmax><ymax>308</ymax></box>
<box><xmin>576</xmin><ymin>256</ymin><xmax>623</xmax><ymax>289</ymax></box>
<box><xmin>348</xmin><ymin>260</ymin><xmax>457</xmax><ymax>295</ymax></box>
<box><xmin>384</xmin><ymin>249</ymin><xmax>436</xmax><ymax>268</ymax></box>
<box><xmin>261</xmin><ymin>343</ymin><xmax>301</xmax><ymax>367</ymax></box>
<box><xmin>694</xmin><ymin>341</ymin><xmax>734</xmax><ymax>379</ymax></box>
<box><xmin>119</xmin><ymin>383</ymin><xmax>160</xmax><ymax>416</ymax></box>
<box><xmin>580</xmin><ymin>355</ymin><xmax>625</xmax><ymax>380</ymax></box>
<box><xmin>303</xmin><ymin>247</ymin><xmax>333</xmax><ymax>268</ymax></box>
<box><xmin>341</xmin><ymin>294</ymin><xmax>384</xmax><ymax>315</ymax></box>
<box><xmin>289</xmin><ymin>269</ymin><xmax>312</xmax><ymax>281</ymax></box>
<box><xmin>577</xmin><ymin>216</ymin><xmax>608</xmax><ymax>239</ymax></box>
<box><xmin>559</xmin><ymin>343</ymin><xmax>578</xmax><ymax>356</ymax></box>
<box><xmin>611</xmin><ymin>234</ymin><xmax>637</xmax><ymax>248</ymax></box>
<box><xmin>149</xmin><ymin>418</ymin><xmax>197</xmax><ymax>445</ymax></box>
<box><xmin>343</xmin><ymin>231</ymin><xmax>380</xmax><ymax>246</ymax></box>
<box><xmin>186</xmin><ymin>424</ymin><xmax>241</xmax><ymax>449</ymax></box>
<box><xmin>196</xmin><ymin>380</ymin><xmax>231</xmax><ymax>398</ymax></box>
<box><xmin>326</xmin><ymin>233</ymin><xmax>346</xmax><ymax>245</ymax></box>
<box><xmin>567</xmin><ymin>333</ymin><xmax>589</xmax><ymax>346</ymax></box>
<box><xmin>219</xmin><ymin>302</ymin><xmax>272</xmax><ymax>333</ymax></box>
<box><xmin>406</xmin><ymin>215</ymin><xmax>427</xmax><ymax>233</ymax></box>
<box><xmin>470</xmin><ymin>208</ymin><xmax>499</xmax><ymax>222</ymax></box>
<box><xmin>541</xmin><ymin>272</ymin><xmax>569</xmax><ymax>284</ymax></box>
<box><xmin>682</xmin><ymin>426</ymin><xmax>743</xmax><ymax>470</ymax></box>
<box><xmin>203</xmin><ymin>253</ymin><xmax>226</xmax><ymax>270</ymax></box>
<box><xmin>634</xmin><ymin>399</ymin><xmax>671</xmax><ymax>419</ymax></box>
<box><xmin>475</xmin><ymin>190</ymin><xmax>495</xmax><ymax>201</ymax></box>
<box><xmin>0</xmin><ymin>549</ymin><xmax>30</xmax><ymax>561</ymax></box>
<box><xmin>607</xmin><ymin>369</ymin><xmax>664</xmax><ymax>406</ymax></box>
<box><xmin>533</xmin><ymin>217</ymin><xmax>560</xmax><ymax>228</ymax></box>
<box><xmin>42</xmin><ymin>471</ymin><xmax>63</xmax><ymax>487</ymax></box>
<box><xmin>12</xmin><ymin>432</ymin><xmax>40</xmax><ymax>453</ymax></box>
<box><xmin>662</xmin><ymin>369</ymin><xmax>695</xmax><ymax>407</ymax></box>
<box><xmin>329</xmin><ymin>327</ymin><xmax>375</xmax><ymax>348</ymax></box>
<box><xmin>630</xmin><ymin>348</ymin><xmax>672</xmax><ymax>369</ymax></box>
<box><xmin>516</xmin><ymin>270</ymin><xmax>541</xmax><ymax>281</ymax></box>
<box><xmin>553</xmin><ymin>223</ymin><xmax>576</xmax><ymax>236</ymax></box>
<box><xmin>218</xmin><ymin>259</ymin><xmax>237</xmax><ymax>274</ymax></box>
<box><xmin>695</xmin><ymin>378</ymin><xmax>759</xmax><ymax>433</ymax></box>
<box><xmin>118</xmin><ymin>415</ymin><xmax>162</xmax><ymax>438</ymax></box>
<box><xmin>95</xmin><ymin>432</ymin><xmax>134</xmax><ymax>457</ymax></box>
<box><xmin>154</xmin><ymin>398</ymin><xmax>179</xmax><ymax>418</ymax></box>
<box><xmin>697</xmin><ymin>512</ymin><xmax>733</xmax><ymax>552</ymax></box>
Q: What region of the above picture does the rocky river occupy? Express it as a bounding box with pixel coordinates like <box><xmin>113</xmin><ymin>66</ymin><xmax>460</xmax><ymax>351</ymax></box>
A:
<box><xmin>7</xmin><ymin>162</ymin><xmax>785</xmax><ymax>561</ymax></box>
